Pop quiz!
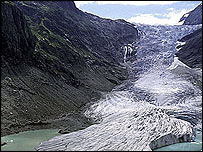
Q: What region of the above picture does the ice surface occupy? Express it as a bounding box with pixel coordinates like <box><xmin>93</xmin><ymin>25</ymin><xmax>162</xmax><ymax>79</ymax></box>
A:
<box><xmin>36</xmin><ymin>24</ymin><xmax>202</xmax><ymax>151</ymax></box>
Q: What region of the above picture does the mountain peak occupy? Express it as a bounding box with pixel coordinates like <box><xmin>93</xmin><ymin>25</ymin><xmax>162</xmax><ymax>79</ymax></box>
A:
<box><xmin>179</xmin><ymin>3</ymin><xmax>202</xmax><ymax>25</ymax></box>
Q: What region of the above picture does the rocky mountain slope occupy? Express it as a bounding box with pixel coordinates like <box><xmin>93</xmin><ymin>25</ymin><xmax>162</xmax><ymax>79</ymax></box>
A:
<box><xmin>179</xmin><ymin>3</ymin><xmax>202</xmax><ymax>25</ymax></box>
<box><xmin>176</xmin><ymin>27</ymin><xmax>202</xmax><ymax>69</ymax></box>
<box><xmin>175</xmin><ymin>4</ymin><xmax>202</xmax><ymax>90</ymax></box>
<box><xmin>1</xmin><ymin>1</ymin><xmax>139</xmax><ymax>136</ymax></box>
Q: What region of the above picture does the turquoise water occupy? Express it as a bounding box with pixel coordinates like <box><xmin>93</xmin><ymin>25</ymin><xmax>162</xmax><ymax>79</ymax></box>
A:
<box><xmin>154</xmin><ymin>131</ymin><xmax>202</xmax><ymax>151</ymax></box>
<box><xmin>1</xmin><ymin>129</ymin><xmax>60</xmax><ymax>151</ymax></box>
<box><xmin>1</xmin><ymin>129</ymin><xmax>202</xmax><ymax>151</ymax></box>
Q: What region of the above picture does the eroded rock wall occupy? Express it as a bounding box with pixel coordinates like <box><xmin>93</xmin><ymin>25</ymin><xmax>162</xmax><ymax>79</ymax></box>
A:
<box><xmin>1</xmin><ymin>1</ymin><xmax>139</xmax><ymax>136</ymax></box>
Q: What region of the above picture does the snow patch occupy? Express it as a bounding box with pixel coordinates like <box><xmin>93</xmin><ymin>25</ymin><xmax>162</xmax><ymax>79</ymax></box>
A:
<box><xmin>176</xmin><ymin>41</ymin><xmax>186</xmax><ymax>52</ymax></box>
<box><xmin>177</xmin><ymin>20</ymin><xmax>185</xmax><ymax>25</ymax></box>
<box><xmin>184</xmin><ymin>13</ymin><xmax>189</xmax><ymax>18</ymax></box>
<box><xmin>167</xmin><ymin>57</ymin><xmax>190</xmax><ymax>70</ymax></box>
<box><xmin>177</xmin><ymin>41</ymin><xmax>186</xmax><ymax>46</ymax></box>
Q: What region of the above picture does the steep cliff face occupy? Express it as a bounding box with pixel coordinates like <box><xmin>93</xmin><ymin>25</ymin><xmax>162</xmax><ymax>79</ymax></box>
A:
<box><xmin>1</xmin><ymin>1</ymin><xmax>139</xmax><ymax>136</ymax></box>
<box><xmin>13</xmin><ymin>1</ymin><xmax>138</xmax><ymax>64</ymax></box>
<box><xmin>176</xmin><ymin>28</ymin><xmax>202</xmax><ymax>69</ymax></box>
<box><xmin>179</xmin><ymin>3</ymin><xmax>202</xmax><ymax>25</ymax></box>
<box><xmin>1</xmin><ymin>1</ymin><xmax>36</xmax><ymax>66</ymax></box>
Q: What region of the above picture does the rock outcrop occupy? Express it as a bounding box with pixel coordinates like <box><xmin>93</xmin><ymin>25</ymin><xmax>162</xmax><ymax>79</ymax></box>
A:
<box><xmin>13</xmin><ymin>1</ymin><xmax>138</xmax><ymax>64</ymax></box>
<box><xmin>1</xmin><ymin>1</ymin><xmax>36</xmax><ymax>65</ymax></box>
<box><xmin>179</xmin><ymin>3</ymin><xmax>202</xmax><ymax>25</ymax></box>
<box><xmin>1</xmin><ymin>1</ymin><xmax>139</xmax><ymax>136</ymax></box>
<box><xmin>176</xmin><ymin>6</ymin><xmax>202</xmax><ymax>90</ymax></box>
<box><xmin>175</xmin><ymin>28</ymin><xmax>202</xmax><ymax>69</ymax></box>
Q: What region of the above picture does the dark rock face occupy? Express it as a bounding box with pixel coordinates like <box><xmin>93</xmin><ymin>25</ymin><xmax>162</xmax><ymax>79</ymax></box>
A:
<box><xmin>176</xmin><ymin>28</ymin><xmax>202</xmax><ymax>69</ymax></box>
<box><xmin>12</xmin><ymin>1</ymin><xmax>138</xmax><ymax>64</ymax></box>
<box><xmin>1</xmin><ymin>2</ymin><xmax>36</xmax><ymax>65</ymax></box>
<box><xmin>1</xmin><ymin>1</ymin><xmax>138</xmax><ymax>136</ymax></box>
<box><xmin>179</xmin><ymin>3</ymin><xmax>202</xmax><ymax>25</ymax></box>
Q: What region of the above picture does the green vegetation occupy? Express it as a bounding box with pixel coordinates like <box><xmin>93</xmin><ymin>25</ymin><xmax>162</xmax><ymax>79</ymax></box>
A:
<box><xmin>18</xmin><ymin>1</ymin><xmax>28</xmax><ymax>6</ymax></box>
<box><xmin>3</xmin><ymin>1</ymin><xmax>15</xmax><ymax>5</ymax></box>
<box><xmin>30</xmin><ymin>18</ymin><xmax>67</xmax><ymax>48</ymax></box>
<box><xmin>15</xmin><ymin>1</ymin><xmax>97</xmax><ymax>60</ymax></box>
<box><xmin>18</xmin><ymin>1</ymin><xmax>36</xmax><ymax>9</ymax></box>
<box><xmin>30</xmin><ymin>25</ymin><xmax>45</xmax><ymax>41</ymax></box>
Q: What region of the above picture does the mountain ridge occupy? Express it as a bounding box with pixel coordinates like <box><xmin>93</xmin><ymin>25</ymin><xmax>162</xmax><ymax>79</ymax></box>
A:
<box><xmin>1</xmin><ymin>1</ymin><xmax>139</xmax><ymax>136</ymax></box>
<box><xmin>179</xmin><ymin>3</ymin><xmax>202</xmax><ymax>25</ymax></box>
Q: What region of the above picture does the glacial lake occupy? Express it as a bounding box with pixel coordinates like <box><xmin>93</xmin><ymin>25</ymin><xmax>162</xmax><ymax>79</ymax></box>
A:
<box><xmin>1</xmin><ymin>129</ymin><xmax>202</xmax><ymax>151</ymax></box>
<box><xmin>154</xmin><ymin>131</ymin><xmax>202</xmax><ymax>151</ymax></box>
<box><xmin>1</xmin><ymin>129</ymin><xmax>60</xmax><ymax>151</ymax></box>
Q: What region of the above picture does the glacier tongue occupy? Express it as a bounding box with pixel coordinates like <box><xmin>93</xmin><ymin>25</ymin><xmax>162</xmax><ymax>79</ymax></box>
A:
<box><xmin>36</xmin><ymin>102</ymin><xmax>194</xmax><ymax>151</ymax></box>
<box><xmin>35</xmin><ymin>24</ymin><xmax>202</xmax><ymax>151</ymax></box>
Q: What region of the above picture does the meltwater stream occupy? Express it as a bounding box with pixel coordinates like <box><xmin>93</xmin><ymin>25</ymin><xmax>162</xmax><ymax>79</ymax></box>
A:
<box><xmin>36</xmin><ymin>24</ymin><xmax>202</xmax><ymax>151</ymax></box>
